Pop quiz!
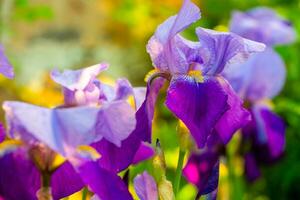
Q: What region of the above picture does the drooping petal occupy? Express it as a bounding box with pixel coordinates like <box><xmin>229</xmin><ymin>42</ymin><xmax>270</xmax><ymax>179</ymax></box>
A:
<box><xmin>214</xmin><ymin>77</ymin><xmax>251</xmax><ymax>144</ymax></box>
<box><xmin>146</xmin><ymin>0</ymin><xmax>201</xmax><ymax>74</ymax></box>
<box><xmin>223</xmin><ymin>48</ymin><xmax>286</xmax><ymax>102</ymax></box>
<box><xmin>78</xmin><ymin>161</ymin><xmax>133</xmax><ymax>200</ymax></box>
<box><xmin>244</xmin><ymin>153</ymin><xmax>261</xmax><ymax>182</ymax></box>
<box><xmin>134</xmin><ymin>171</ymin><xmax>158</xmax><ymax>200</ymax></box>
<box><xmin>51</xmin><ymin>63</ymin><xmax>108</xmax><ymax>91</ymax></box>
<box><xmin>0</xmin><ymin>149</ymin><xmax>40</xmax><ymax>200</ymax></box>
<box><xmin>196</xmin><ymin>28</ymin><xmax>265</xmax><ymax>76</ymax></box>
<box><xmin>3</xmin><ymin>101</ymin><xmax>136</xmax><ymax>156</ymax></box>
<box><xmin>252</xmin><ymin>104</ymin><xmax>285</xmax><ymax>160</ymax></box>
<box><xmin>165</xmin><ymin>76</ymin><xmax>228</xmax><ymax>148</ymax></box>
<box><xmin>0</xmin><ymin>45</ymin><xmax>14</xmax><ymax>79</ymax></box>
<box><xmin>230</xmin><ymin>8</ymin><xmax>296</xmax><ymax>46</ymax></box>
<box><xmin>92</xmin><ymin>78</ymin><xmax>164</xmax><ymax>172</ymax></box>
<box><xmin>51</xmin><ymin>161</ymin><xmax>84</xmax><ymax>200</ymax></box>
<box><xmin>183</xmin><ymin>151</ymin><xmax>219</xmax><ymax>195</ymax></box>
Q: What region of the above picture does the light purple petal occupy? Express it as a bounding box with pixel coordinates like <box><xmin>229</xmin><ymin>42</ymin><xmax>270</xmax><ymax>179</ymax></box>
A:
<box><xmin>223</xmin><ymin>48</ymin><xmax>286</xmax><ymax>102</ymax></box>
<box><xmin>165</xmin><ymin>76</ymin><xmax>228</xmax><ymax>148</ymax></box>
<box><xmin>196</xmin><ymin>28</ymin><xmax>265</xmax><ymax>76</ymax></box>
<box><xmin>115</xmin><ymin>79</ymin><xmax>134</xmax><ymax>100</ymax></box>
<box><xmin>133</xmin><ymin>87</ymin><xmax>147</xmax><ymax>110</ymax></box>
<box><xmin>230</xmin><ymin>8</ymin><xmax>296</xmax><ymax>46</ymax></box>
<box><xmin>214</xmin><ymin>77</ymin><xmax>251</xmax><ymax>144</ymax></box>
<box><xmin>183</xmin><ymin>151</ymin><xmax>219</xmax><ymax>195</ymax></box>
<box><xmin>134</xmin><ymin>171</ymin><xmax>158</xmax><ymax>200</ymax></box>
<box><xmin>3</xmin><ymin>101</ymin><xmax>136</xmax><ymax>156</ymax></box>
<box><xmin>51</xmin><ymin>63</ymin><xmax>108</xmax><ymax>91</ymax></box>
<box><xmin>96</xmin><ymin>100</ymin><xmax>136</xmax><ymax>147</ymax></box>
<box><xmin>78</xmin><ymin>161</ymin><xmax>133</xmax><ymax>200</ymax></box>
<box><xmin>146</xmin><ymin>0</ymin><xmax>201</xmax><ymax>74</ymax></box>
<box><xmin>0</xmin><ymin>45</ymin><xmax>14</xmax><ymax>79</ymax></box>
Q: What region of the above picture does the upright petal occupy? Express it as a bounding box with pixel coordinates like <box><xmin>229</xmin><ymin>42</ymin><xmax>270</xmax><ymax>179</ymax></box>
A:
<box><xmin>115</xmin><ymin>79</ymin><xmax>134</xmax><ymax>101</ymax></box>
<box><xmin>214</xmin><ymin>77</ymin><xmax>251</xmax><ymax>144</ymax></box>
<box><xmin>165</xmin><ymin>76</ymin><xmax>228</xmax><ymax>148</ymax></box>
<box><xmin>223</xmin><ymin>48</ymin><xmax>286</xmax><ymax>102</ymax></box>
<box><xmin>146</xmin><ymin>0</ymin><xmax>201</xmax><ymax>74</ymax></box>
<box><xmin>230</xmin><ymin>8</ymin><xmax>296</xmax><ymax>46</ymax></box>
<box><xmin>196</xmin><ymin>28</ymin><xmax>265</xmax><ymax>75</ymax></box>
<box><xmin>78</xmin><ymin>161</ymin><xmax>133</xmax><ymax>200</ymax></box>
<box><xmin>0</xmin><ymin>45</ymin><xmax>14</xmax><ymax>79</ymax></box>
<box><xmin>95</xmin><ymin>100</ymin><xmax>136</xmax><ymax>147</ymax></box>
<box><xmin>51</xmin><ymin>63</ymin><xmax>108</xmax><ymax>91</ymax></box>
<box><xmin>134</xmin><ymin>171</ymin><xmax>158</xmax><ymax>200</ymax></box>
<box><xmin>183</xmin><ymin>151</ymin><xmax>219</xmax><ymax>195</ymax></box>
<box><xmin>92</xmin><ymin>78</ymin><xmax>164</xmax><ymax>172</ymax></box>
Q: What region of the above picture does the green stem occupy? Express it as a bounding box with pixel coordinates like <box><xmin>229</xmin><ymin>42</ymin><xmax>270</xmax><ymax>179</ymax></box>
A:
<box><xmin>82</xmin><ymin>187</ymin><xmax>88</xmax><ymax>200</ymax></box>
<box><xmin>174</xmin><ymin>148</ymin><xmax>186</xmax><ymax>195</ymax></box>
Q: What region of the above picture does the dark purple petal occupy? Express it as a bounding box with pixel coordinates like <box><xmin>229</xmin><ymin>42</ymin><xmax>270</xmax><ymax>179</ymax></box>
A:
<box><xmin>196</xmin><ymin>28</ymin><xmax>265</xmax><ymax>76</ymax></box>
<box><xmin>0</xmin><ymin>149</ymin><xmax>40</xmax><ymax>200</ymax></box>
<box><xmin>146</xmin><ymin>0</ymin><xmax>201</xmax><ymax>74</ymax></box>
<box><xmin>0</xmin><ymin>45</ymin><xmax>14</xmax><ymax>79</ymax></box>
<box><xmin>0</xmin><ymin>123</ymin><xmax>5</xmax><ymax>143</ymax></box>
<box><xmin>133</xmin><ymin>171</ymin><xmax>158</xmax><ymax>200</ymax></box>
<box><xmin>92</xmin><ymin>78</ymin><xmax>164</xmax><ymax>172</ymax></box>
<box><xmin>230</xmin><ymin>8</ymin><xmax>296</xmax><ymax>46</ymax></box>
<box><xmin>51</xmin><ymin>161</ymin><xmax>84</xmax><ymax>200</ymax></box>
<box><xmin>165</xmin><ymin>76</ymin><xmax>228</xmax><ymax>148</ymax></box>
<box><xmin>223</xmin><ymin>48</ymin><xmax>286</xmax><ymax>102</ymax></box>
<box><xmin>132</xmin><ymin>142</ymin><xmax>154</xmax><ymax>165</ymax></box>
<box><xmin>214</xmin><ymin>77</ymin><xmax>251</xmax><ymax>144</ymax></box>
<box><xmin>78</xmin><ymin>161</ymin><xmax>133</xmax><ymax>200</ymax></box>
<box><xmin>244</xmin><ymin>153</ymin><xmax>261</xmax><ymax>182</ymax></box>
<box><xmin>253</xmin><ymin>105</ymin><xmax>286</xmax><ymax>159</ymax></box>
<box><xmin>183</xmin><ymin>151</ymin><xmax>219</xmax><ymax>195</ymax></box>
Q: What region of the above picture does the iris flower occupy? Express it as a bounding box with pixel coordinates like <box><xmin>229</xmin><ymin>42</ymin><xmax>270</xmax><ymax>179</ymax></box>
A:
<box><xmin>223</xmin><ymin>7</ymin><xmax>295</xmax><ymax>181</ymax></box>
<box><xmin>146</xmin><ymin>0</ymin><xmax>265</xmax><ymax>149</ymax></box>
<box><xmin>0</xmin><ymin>64</ymin><xmax>140</xmax><ymax>199</ymax></box>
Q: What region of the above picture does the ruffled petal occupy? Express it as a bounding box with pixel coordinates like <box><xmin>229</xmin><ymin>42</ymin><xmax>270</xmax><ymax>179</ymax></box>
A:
<box><xmin>196</xmin><ymin>28</ymin><xmax>265</xmax><ymax>76</ymax></box>
<box><xmin>92</xmin><ymin>78</ymin><xmax>164</xmax><ymax>172</ymax></box>
<box><xmin>223</xmin><ymin>48</ymin><xmax>286</xmax><ymax>102</ymax></box>
<box><xmin>214</xmin><ymin>77</ymin><xmax>251</xmax><ymax>144</ymax></box>
<box><xmin>165</xmin><ymin>76</ymin><xmax>228</xmax><ymax>148</ymax></box>
<box><xmin>0</xmin><ymin>45</ymin><xmax>14</xmax><ymax>79</ymax></box>
<box><xmin>115</xmin><ymin>79</ymin><xmax>134</xmax><ymax>101</ymax></box>
<box><xmin>134</xmin><ymin>171</ymin><xmax>158</xmax><ymax>200</ymax></box>
<box><xmin>51</xmin><ymin>63</ymin><xmax>108</xmax><ymax>91</ymax></box>
<box><xmin>78</xmin><ymin>161</ymin><xmax>133</xmax><ymax>200</ymax></box>
<box><xmin>146</xmin><ymin>0</ymin><xmax>201</xmax><ymax>74</ymax></box>
<box><xmin>183</xmin><ymin>151</ymin><xmax>219</xmax><ymax>195</ymax></box>
<box><xmin>230</xmin><ymin>8</ymin><xmax>296</xmax><ymax>46</ymax></box>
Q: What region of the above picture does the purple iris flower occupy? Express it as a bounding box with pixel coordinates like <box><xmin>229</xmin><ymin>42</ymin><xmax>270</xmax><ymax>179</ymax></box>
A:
<box><xmin>51</xmin><ymin>63</ymin><xmax>158</xmax><ymax>173</ymax></box>
<box><xmin>223</xmin><ymin>7</ymin><xmax>294</xmax><ymax>181</ymax></box>
<box><xmin>0</xmin><ymin>64</ymin><xmax>140</xmax><ymax>199</ymax></box>
<box><xmin>146</xmin><ymin>0</ymin><xmax>264</xmax><ymax>148</ymax></box>
<box><xmin>0</xmin><ymin>45</ymin><xmax>14</xmax><ymax>79</ymax></box>
<box><xmin>133</xmin><ymin>171</ymin><xmax>158</xmax><ymax>200</ymax></box>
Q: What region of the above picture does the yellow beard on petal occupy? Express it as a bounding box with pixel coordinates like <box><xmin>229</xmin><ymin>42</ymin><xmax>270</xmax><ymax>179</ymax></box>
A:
<box><xmin>188</xmin><ymin>70</ymin><xmax>204</xmax><ymax>83</ymax></box>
